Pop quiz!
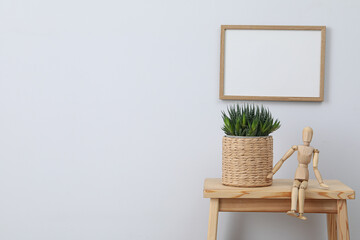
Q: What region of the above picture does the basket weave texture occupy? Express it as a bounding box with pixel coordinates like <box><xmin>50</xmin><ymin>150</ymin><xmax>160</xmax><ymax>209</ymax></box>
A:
<box><xmin>222</xmin><ymin>135</ymin><xmax>273</xmax><ymax>187</ymax></box>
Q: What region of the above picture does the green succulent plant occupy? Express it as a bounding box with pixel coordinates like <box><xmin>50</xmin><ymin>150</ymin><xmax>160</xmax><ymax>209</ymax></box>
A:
<box><xmin>221</xmin><ymin>104</ymin><xmax>281</xmax><ymax>136</ymax></box>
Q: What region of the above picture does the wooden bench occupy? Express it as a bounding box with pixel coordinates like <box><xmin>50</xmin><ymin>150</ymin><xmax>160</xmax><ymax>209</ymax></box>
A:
<box><xmin>203</xmin><ymin>178</ymin><xmax>355</xmax><ymax>240</ymax></box>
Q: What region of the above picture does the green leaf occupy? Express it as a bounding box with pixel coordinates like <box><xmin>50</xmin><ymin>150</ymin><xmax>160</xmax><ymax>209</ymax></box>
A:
<box><xmin>235</xmin><ymin>118</ymin><xmax>240</xmax><ymax>135</ymax></box>
<box><xmin>221</xmin><ymin>103</ymin><xmax>281</xmax><ymax>136</ymax></box>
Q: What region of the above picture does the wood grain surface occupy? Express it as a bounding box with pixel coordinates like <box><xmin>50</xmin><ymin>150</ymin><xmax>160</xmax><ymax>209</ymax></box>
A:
<box><xmin>327</xmin><ymin>213</ymin><xmax>338</xmax><ymax>240</ymax></box>
<box><xmin>218</xmin><ymin>198</ymin><xmax>337</xmax><ymax>213</ymax></box>
<box><xmin>337</xmin><ymin>200</ymin><xmax>350</xmax><ymax>240</ymax></box>
<box><xmin>204</xmin><ymin>179</ymin><xmax>355</xmax><ymax>199</ymax></box>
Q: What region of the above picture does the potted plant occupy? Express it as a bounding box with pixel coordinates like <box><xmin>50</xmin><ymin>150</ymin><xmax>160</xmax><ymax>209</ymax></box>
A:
<box><xmin>221</xmin><ymin>104</ymin><xmax>281</xmax><ymax>187</ymax></box>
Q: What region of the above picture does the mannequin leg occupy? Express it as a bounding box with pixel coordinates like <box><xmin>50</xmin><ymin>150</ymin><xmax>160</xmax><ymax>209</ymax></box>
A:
<box><xmin>287</xmin><ymin>180</ymin><xmax>301</xmax><ymax>218</ymax></box>
<box><xmin>298</xmin><ymin>180</ymin><xmax>308</xmax><ymax>220</ymax></box>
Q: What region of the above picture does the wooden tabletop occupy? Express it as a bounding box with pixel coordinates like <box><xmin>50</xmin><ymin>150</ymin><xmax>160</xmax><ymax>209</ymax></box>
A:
<box><xmin>204</xmin><ymin>178</ymin><xmax>355</xmax><ymax>200</ymax></box>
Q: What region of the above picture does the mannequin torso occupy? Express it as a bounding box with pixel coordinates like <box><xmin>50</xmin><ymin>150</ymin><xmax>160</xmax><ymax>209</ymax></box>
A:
<box><xmin>295</xmin><ymin>145</ymin><xmax>314</xmax><ymax>180</ymax></box>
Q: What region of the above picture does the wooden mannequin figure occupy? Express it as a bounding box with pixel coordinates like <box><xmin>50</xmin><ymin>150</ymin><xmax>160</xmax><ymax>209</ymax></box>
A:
<box><xmin>266</xmin><ymin>127</ymin><xmax>329</xmax><ymax>220</ymax></box>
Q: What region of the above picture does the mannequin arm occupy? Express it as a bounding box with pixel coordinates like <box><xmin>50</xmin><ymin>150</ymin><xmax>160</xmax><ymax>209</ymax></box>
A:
<box><xmin>313</xmin><ymin>149</ymin><xmax>329</xmax><ymax>189</ymax></box>
<box><xmin>266</xmin><ymin>145</ymin><xmax>297</xmax><ymax>179</ymax></box>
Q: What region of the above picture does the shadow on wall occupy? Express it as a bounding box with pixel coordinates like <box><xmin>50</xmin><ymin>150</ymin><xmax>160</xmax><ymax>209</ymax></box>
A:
<box><xmin>219</xmin><ymin>212</ymin><xmax>326</xmax><ymax>240</ymax></box>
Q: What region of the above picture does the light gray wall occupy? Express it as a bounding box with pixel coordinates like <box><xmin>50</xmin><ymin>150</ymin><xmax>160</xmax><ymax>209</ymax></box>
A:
<box><xmin>0</xmin><ymin>0</ymin><xmax>359</xmax><ymax>239</ymax></box>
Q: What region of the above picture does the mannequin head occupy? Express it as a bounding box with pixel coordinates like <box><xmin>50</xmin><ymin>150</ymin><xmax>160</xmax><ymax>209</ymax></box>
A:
<box><xmin>302</xmin><ymin>127</ymin><xmax>313</xmax><ymax>146</ymax></box>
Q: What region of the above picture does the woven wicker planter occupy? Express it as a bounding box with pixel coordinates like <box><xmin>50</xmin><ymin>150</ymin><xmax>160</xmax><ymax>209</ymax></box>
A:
<box><xmin>222</xmin><ymin>135</ymin><xmax>273</xmax><ymax>187</ymax></box>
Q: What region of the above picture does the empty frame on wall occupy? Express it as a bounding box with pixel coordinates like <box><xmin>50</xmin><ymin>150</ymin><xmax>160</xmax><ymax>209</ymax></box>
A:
<box><xmin>219</xmin><ymin>25</ymin><xmax>326</xmax><ymax>101</ymax></box>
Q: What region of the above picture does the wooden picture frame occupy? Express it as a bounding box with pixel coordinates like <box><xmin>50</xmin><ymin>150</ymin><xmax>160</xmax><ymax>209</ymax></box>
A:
<box><xmin>219</xmin><ymin>25</ymin><xmax>326</xmax><ymax>102</ymax></box>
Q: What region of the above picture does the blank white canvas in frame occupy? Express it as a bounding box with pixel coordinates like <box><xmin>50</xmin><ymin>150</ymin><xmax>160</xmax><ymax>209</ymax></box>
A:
<box><xmin>223</xmin><ymin>29</ymin><xmax>322</xmax><ymax>98</ymax></box>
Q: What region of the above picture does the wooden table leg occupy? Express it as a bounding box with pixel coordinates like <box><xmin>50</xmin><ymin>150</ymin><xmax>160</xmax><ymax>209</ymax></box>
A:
<box><xmin>337</xmin><ymin>200</ymin><xmax>350</xmax><ymax>240</ymax></box>
<box><xmin>207</xmin><ymin>198</ymin><xmax>219</xmax><ymax>240</ymax></box>
<box><xmin>327</xmin><ymin>213</ymin><xmax>337</xmax><ymax>240</ymax></box>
